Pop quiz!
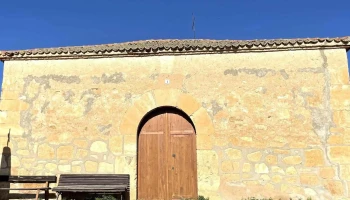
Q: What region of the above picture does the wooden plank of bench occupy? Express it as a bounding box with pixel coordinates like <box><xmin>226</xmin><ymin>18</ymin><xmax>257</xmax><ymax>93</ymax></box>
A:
<box><xmin>0</xmin><ymin>187</ymin><xmax>50</xmax><ymax>190</ymax></box>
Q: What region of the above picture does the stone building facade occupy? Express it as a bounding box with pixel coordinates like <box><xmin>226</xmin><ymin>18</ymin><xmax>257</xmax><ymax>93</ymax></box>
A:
<box><xmin>0</xmin><ymin>37</ymin><xmax>349</xmax><ymax>200</ymax></box>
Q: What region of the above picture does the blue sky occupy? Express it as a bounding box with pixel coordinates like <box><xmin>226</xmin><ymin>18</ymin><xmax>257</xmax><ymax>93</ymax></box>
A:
<box><xmin>0</xmin><ymin>0</ymin><xmax>349</xmax><ymax>87</ymax></box>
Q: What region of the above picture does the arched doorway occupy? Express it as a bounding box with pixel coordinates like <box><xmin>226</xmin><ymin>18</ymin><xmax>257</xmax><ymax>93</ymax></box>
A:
<box><xmin>137</xmin><ymin>107</ymin><xmax>198</xmax><ymax>200</ymax></box>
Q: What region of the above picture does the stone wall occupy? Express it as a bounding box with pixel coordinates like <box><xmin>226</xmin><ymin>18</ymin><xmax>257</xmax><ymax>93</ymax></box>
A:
<box><xmin>0</xmin><ymin>49</ymin><xmax>349</xmax><ymax>199</ymax></box>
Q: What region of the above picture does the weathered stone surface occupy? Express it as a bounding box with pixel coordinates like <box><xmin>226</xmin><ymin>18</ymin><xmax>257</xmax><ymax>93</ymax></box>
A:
<box><xmin>109</xmin><ymin>136</ymin><xmax>123</xmax><ymax>155</ymax></box>
<box><xmin>153</xmin><ymin>89</ymin><xmax>181</xmax><ymax>107</ymax></box>
<box><xmin>265</xmin><ymin>155</ymin><xmax>278</xmax><ymax>165</ymax></box>
<box><xmin>124</xmin><ymin>135</ymin><xmax>136</xmax><ymax>155</ymax></box>
<box><xmin>45</xmin><ymin>163</ymin><xmax>57</xmax><ymax>171</ymax></box>
<box><xmin>57</xmin><ymin>146</ymin><xmax>74</xmax><ymax>160</ymax></box>
<box><xmin>320</xmin><ymin>167</ymin><xmax>336</xmax><ymax>179</ymax></box>
<box><xmin>247</xmin><ymin>151</ymin><xmax>262</xmax><ymax>162</ymax></box>
<box><xmin>58</xmin><ymin>165</ymin><xmax>71</xmax><ymax>172</ymax></box>
<box><xmin>197</xmin><ymin>150</ymin><xmax>219</xmax><ymax>191</ymax></box>
<box><xmin>76</xmin><ymin>149</ymin><xmax>89</xmax><ymax>158</ymax></box>
<box><xmin>324</xmin><ymin>180</ymin><xmax>344</xmax><ymax>196</ymax></box>
<box><xmin>37</xmin><ymin>144</ymin><xmax>55</xmax><ymax>159</ymax></box>
<box><xmin>300</xmin><ymin>173</ymin><xmax>320</xmax><ymax>186</ymax></box>
<box><xmin>73</xmin><ymin>140</ymin><xmax>89</xmax><ymax>148</ymax></box>
<box><xmin>191</xmin><ymin>108</ymin><xmax>214</xmax><ymax>135</ymax></box>
<box><xmin>85</xmin><ymin>161</ymin><xmax>98</xmax><ymax>172</ymax></box>
<box><xmin>242</xmin><ymin>163</ymin><xmax>251</xmax><ymax>173</ymax></box>
<box><xmin>98</xmin><ymin>162</ymin><xmax>114</xmax><ymax>173</ymax></box>
<box><xmin>72</xmin><ymin>166</ymin><xmax>82</xmax><ymax>173</ymax></box>
<box><xmin>177</xmin><ymin>93</ymin><xmax>201</xmax><ymax>115</ymax></box>
<box><xmin>197</xmin><ymin>135</ymin><xmax>213</xmax><ymax>150</ymax></box>
<box><xmin>255</xmin><ymin>163</ymin><xmax>269</xmax><ymax>173</ymax></box>
<box><xmin>90</xmin><ymin>141</ymin><xmax>107</xmax><ymax>153</ymax></box>
<box><xmin>328</xmin><ymin>146</ymin><xmax>350</xmax><ymax>164</ymax></box>
<box><xmin>330</xmin><ymin>85</ymin><xmax>350</xmax><ymax>110</ymax></box>
<box><xmin>286</xmin><ymin>166</ymin><xmax>298</xmax><ymax>175</ymax></box>
<box><xmin>283</xmin><ymin>156</ymin><xmax>302</xmax><ymax>165</ymax></box>
<box><xmin>224</xmin><ymin>148</ymin><xmax>241</xmax><ymax>160</ymax></box>
<box><xmin>305</xmin><ymin>149</ymin><xmax>324</xmax><ymax>167</ymax></box>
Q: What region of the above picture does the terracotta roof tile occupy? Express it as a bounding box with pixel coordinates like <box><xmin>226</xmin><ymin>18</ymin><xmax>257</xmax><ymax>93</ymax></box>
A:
<box><xmin>1</xmin><ymin>36</ymin><xmax>350</xmax><ymax>60</ymax></box>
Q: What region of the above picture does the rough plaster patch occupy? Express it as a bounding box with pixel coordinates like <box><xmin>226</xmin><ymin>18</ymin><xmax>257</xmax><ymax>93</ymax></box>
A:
<box><xmin>125</xmin><ymin>93</ymin><xmax>132</xmax><ymax>102</ymax></box>
<box><xmin>298</xmin><ymin>67</ymin><xmax>324</xmax><ymax>73</ymax></box>
<box><xmin>64</xmin><ymin>90</ymin><xmax>75</xmax><ymax>103</ymax></box>
<box><xmin>41</xmin><ymin>101</ymin><xmax>50</xmax><ymax>113</ymax></box>
<box><xmin>98</xmin><ymin>124</ymin><xmax>112</xmax><ymax>134</ymax></box>
<box><xmin>224</xmin><ymin>68</ymin><xmax>276</xmax><ymax>77</ymax></box>
<box><xmin>211</xmin><ymin>100</ymin><xmax>223</xmax><ymax>116</ymax></box>
<box><xmin>101</xmin><ymin>72</ymin><xmax>125</xmax><ymax>84</ymax></box>
<box><xmin>84</xmin><ymin>98</ymin><xmax>95</xmax><ymax>115</ymax></box>
<box><xmin>149</xmin><ymin>73</ymin><xmax>158</xmax><ymax>80</ymax></box>
<box><xmin>91</xmin><ymin>76</ymin><xmax>101</xmax><ymax>84</ymax></box>
<box><xmin>280</xmin><ymin>69</ymin><xmax>289</xmax><ymax>80</ymax></box>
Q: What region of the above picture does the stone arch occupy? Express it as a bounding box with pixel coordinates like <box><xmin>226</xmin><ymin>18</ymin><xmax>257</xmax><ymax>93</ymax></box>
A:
<box><xmin>119</xmin><ymin>89</ymin><xmax>215</xmax><ymax>138</ymax></box>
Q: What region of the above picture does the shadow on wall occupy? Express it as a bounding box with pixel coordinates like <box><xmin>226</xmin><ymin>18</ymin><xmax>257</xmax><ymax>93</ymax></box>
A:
<box><xmin>0</xmin><ymin>129</ymin><xmax>11</xmax><ymax>200</ymax></box>
<box><xmin>347</xmin><ymin>50</ymin><xmax>350</xmax><ymax>79</ymax></box>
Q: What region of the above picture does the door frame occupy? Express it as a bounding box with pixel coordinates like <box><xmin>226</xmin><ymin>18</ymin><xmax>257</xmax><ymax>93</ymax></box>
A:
<box><xmin>136</xmin><ymin>106</ymin><xmax>198</xmax><ymax>200</ymax></box>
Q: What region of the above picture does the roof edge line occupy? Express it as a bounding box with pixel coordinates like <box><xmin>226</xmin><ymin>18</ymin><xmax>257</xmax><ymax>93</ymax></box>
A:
<box><xmin>1</xmin><ymin>44</ymin><xmax>349</xmax><ymax>61</ymax></box>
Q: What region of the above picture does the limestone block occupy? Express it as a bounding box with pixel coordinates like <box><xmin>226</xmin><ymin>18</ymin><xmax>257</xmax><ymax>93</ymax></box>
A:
<box><xmin>76</xmin><ymin>149</ymin><xmax>88</xmax><ymax>158</ymax></box>
<box><xmin>330</xmin><ymin>85</ymin><xmax>350</xmax><ymax>110</ymax></box>
<box><xmin>98</xmin><ymin>162</ymin><xmax>114</xmax><ymax>173</ymax></box>
<box><xmin>196</xmin><ymin>134</ymin><xmax>213</xmax><ymax>150</ymax></box>
<box><xmin>11</xmin><ymin>156</ymin><xmax>20</xmax><ymax>168</ymax></box>
<box><xmin>109</xmin><ymin>135</ymin><xmax>123</xmax><ymax>155</ymax></box>
<box><xmin>57</xmin><ymin>146</ymin><xmax>74</xmax><ymax>160</ymax></box>
<box><xmin>271</xmin><ymin>166</ymin><xmax>285</xmax><ymax>175</ymax></box>
<box><xmin>255</xmin><ymin>163</ymin><xmax>269</xmax><ymax>173</ymax></box>
<box><xmin>45</xmin><ymin>163</ymin><xmax>57</xmax><ymax>172</ymax></box>
<box><xmin>242</xmin><ymin>163</ymin><xmax>251</xmax><ymax>172</ymax></box>
<box><xmin>283</xmin><ymin>156</ymin><xmax>302</xmax><ymax>165</ymax></box>
<box><xmin>85</xmin><ymin>161</ymin><xmax>98</xmax><ymax>173</ymax></box>
<box><xmin>90</xmin><ymin>141</ymin><xmax>107</xmax><ymax>153</ymax></box>
<box><xmin>176</xmin><ymin>93</ymin><xmax>201</xmax><ymax>116</ymax></box>
<box><xmin>0</xmin><ymin>91</ymin><xmax>19</xmax><ymax>100</ymax></box>
<box><xmin>153</xmin><ymin>89</ymin><xmax>181</xmax><ymax>107</ymax></box>
<box><xmin>305</xmin><ymin>149</ymin><xmax>324</xmax><ymax>167</ymax></box>
<box><xmin>225</xmin><ymin>148</ymin><xmax>242</xmax><ymax>160</ymax></box>
<box><xmin>221</xmin><ymin>161</ymin><xmax>239</xmax><ymax>173</ymax></box>
<box><xmin>247</xmin><ymin>151</ymin><xmax>262</xmax><ymax>162</ymax></box>
<box><xmin>214</xmin><ymin>136</ymin><xmax>230</xmax><ymax>147</ymax></box>
<box><xmin>0</xmin><ymin>124</ymin><xmax>24</xmax><ymax>136</ymax></box>
<box><xmin>265</xmin><ymin>155</ymin><xmax>278</xmax><ymax>165</ymax></box>
<box><xmin>14</xmin><ymin>138</ymin><xmax>28</xmax><ymax>149</ymax></box>
<box><xmin>340</xmin><ymin>165</ymin><xmax>350</xmax><ymax>180</ymax></box>
<box><xmin>73</xmin><ymin>140</ymin><xmax>89</xmax><ymax>149</ymax></box>
<box><xmin>16</xmin><ymin>150</ymin><xmax>29</xmax><ymax>156</ymax></box>
<box><xmin>0</xmin><ymin>111</ymin><xmax>20</xmax><ymax>124</ymax></box>
<box><xmin>197</xmin><ymin>150</ymin><xmax>220</xmax><ymax>191</ymax></box>
<box><xmin>272</xmin><ymin>175</ymin><xmax>282</xmax><ymax>183</ymax></box>
<box><xmin>286</xmin><ymin>166</ymin><xmax>298</xmax><ymax>175</ymax></box>
<box><xmin>124</xmin><ymin>135</ymin><xmax>137</xmax><ymax>155</ymax></box>
<box><xmin>328</xmin><ymin>135</ymin><xmax>344</xmax><ymax>145</ymax></box>
<box><xmin>72</xmin><ymin>166</ymin><xmax>82</xmax><ymax>173</ymax></box>
<box><xmin>300</xmin><ymin>173</ymin><xmax>320</xmax><ymax>186</ymax></box>
<box><xmin>133</xmin><ymin>92</ymin><xmax>156</xmax><ymax>116</ymax></box>
<box><xmin>333</xmin><ymin>110</ymin><xmax>350</xmax><ymax>128</ymax></box>
<box><xmin>191</xmin><ymin>108</ymin><xmax>215</xmax><ymax>135</ymax></box>
<box><xmin>328</xmin><ymin>146</ymin><xmax>350</xmax><ymax>164</ymax></box>
<box><xmin>221</xmin><ymin>174</ymin><xmax>240</xmax><ymax>183</ymax></box>
<box><xmin>320</xmin><ymin>167</ymin><xmax>336</xmax><ymax>179</ymax></box>
<box><xmin>58</xmin><ymin>165</ymin><xmax>71</xmax><ymax>172</ymax></box>
<box><xmin>37</xmin><ymin>144</ymin><xmax>55</xmax><ymax>159</ymax></box>
<box><xmin>0</xmin><ymin>100</ymin><xmax>29</xmax><ymax>111</ymax></box>
<box><xmin>324</xmin><ymin>180</ymin><xmax>344</xmax><ymax>196</ymax></box>
<box><xmin>21</xmin><ymin>158</ymin><xmax>34</xmax><ymax>169</ymax></box>
<box><xmin>119</xmin><ymin>106</ymin><xmax>144</xmax><ymax>135</ymax></box>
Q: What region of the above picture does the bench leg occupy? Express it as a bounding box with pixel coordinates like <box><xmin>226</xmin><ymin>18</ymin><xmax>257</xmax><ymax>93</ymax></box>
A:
<box><xmin>35</xmin><ymin>189</ymin><xmax>40</xmax><ymax>200</ymax></box>
<box><xmin>45</xmin><ymin>181</ymin><xmax>49</xmax><ymax>200</ymax></box>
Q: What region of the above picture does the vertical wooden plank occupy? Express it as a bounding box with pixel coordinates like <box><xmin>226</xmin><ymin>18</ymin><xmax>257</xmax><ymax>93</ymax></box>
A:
<box><xmin>168</xmin><ymin>111</ymin><xmax>197</xmax><ymax>199</ymax></box>
<box><xmin>138</xmin><ymin>111</ymin><xmax>167</xmax><ymax>200</ymax></box>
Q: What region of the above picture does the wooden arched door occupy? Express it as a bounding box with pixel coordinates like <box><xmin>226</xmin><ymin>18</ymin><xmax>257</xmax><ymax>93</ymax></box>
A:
<box><xmin>138</xmin><ymin>107</ymin><xmax>198</xmax><ymax>200</ymax></box>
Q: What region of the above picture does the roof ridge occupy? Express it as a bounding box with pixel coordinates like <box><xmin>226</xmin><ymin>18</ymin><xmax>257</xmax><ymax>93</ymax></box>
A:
<box><xmin>1</xmin><ymin>36</ymin><xmax>350</xmax><ymax>60</ymax></box>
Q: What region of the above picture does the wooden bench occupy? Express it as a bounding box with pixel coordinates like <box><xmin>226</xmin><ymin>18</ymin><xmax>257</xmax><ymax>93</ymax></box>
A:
<box><xmin>52</xmin><ymin>174</ymin><xmax>130</xmax><ymax>199</ymax></box>
<box><xmin>0</xmin><ymin>175</ymin><xmax>57</xmax><ymax>200</ymax></box>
